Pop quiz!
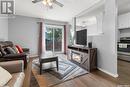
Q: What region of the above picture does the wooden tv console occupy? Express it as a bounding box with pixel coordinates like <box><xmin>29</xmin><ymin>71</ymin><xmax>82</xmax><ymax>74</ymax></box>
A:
<box><xmin>67</xmin><ymin>45</ymin><xmax>97</xmax><ymax>72</ymax></box>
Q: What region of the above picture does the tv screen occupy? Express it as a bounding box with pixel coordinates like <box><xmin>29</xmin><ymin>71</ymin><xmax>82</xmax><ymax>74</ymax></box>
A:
<box><xmin>76</xmin><ymin>29</ymin><xmax>87</xmax><ymax>45</ymax></box>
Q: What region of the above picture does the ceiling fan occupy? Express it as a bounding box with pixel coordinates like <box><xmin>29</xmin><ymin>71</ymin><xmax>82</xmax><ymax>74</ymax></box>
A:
<box><xmin>32</xmin><ymin>0</ymin><xmax>64</xmax><ymax>8</ymax></box>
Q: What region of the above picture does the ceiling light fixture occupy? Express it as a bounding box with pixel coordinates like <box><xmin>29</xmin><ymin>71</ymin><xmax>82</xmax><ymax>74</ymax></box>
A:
<box><xmin>32</xmin><ymin>0</ymin><xmax>64</xmax><ymax>9</ymax></box>
<box><xmin>42</xmin><ymin>0</ymin><xmax>53</xmax><ymax>7</ymax></box>
<box><xmin>42</xmin><ymin>0</ymin><xmax>47</xmax><ymax>5</ymax></box>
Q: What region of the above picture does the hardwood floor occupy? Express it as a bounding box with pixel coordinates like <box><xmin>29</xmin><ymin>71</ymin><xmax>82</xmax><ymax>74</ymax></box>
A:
<box><xmin>54</xmin><ymin>71</ymin><xmax>118</xmax><ymax>87</ymax></box>
<box><xmin>54</xmin><ymin>60</ymin><xmax>130</xmax><ymax>87</ymax></box>
<box><xmin>31</xmin><ymin>60</ymin><xmax>118</xmax><ymax>87</ymax></box>
<box><xmin>118</xmin><ymin>60</ymin><xmax>130</xmax><ymax>85</ymax></box>
<box><xmin>24</xmin><ymin>58</ymin><xmax>130</xmax><ymax>87</ymax></box>
<box><xmin>32</xmin><ymin>69</ymin><xmax>118</xmax><ymax>87</ymax></box>
<box><xmin>23</xmin><ymin>59</ymin><xmax>32</xmax><ymax>87</ymax></box>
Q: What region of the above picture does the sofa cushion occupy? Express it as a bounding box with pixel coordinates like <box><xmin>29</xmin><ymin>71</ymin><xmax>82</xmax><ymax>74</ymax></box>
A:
<box><xmin>15</xmin><ymin>45</ymin><xmax>23</xmax><ymax>53</ymax></box>
<box><xmin>6</xmin><ymin>72</ymin><xmax>25</xmax><ymax>87</ymax></box>
<box><xmin>0</xmin><ymin>47</ymin><xmax>7</xmax><ymax>56</ymax></box>
<box><xmin>0</xmin><ymin>66</ymin><xmax>12</xmax><ymax>86</ymax></box>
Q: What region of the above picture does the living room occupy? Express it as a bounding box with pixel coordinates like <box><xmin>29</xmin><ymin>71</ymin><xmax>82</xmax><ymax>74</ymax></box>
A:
<box><xmin>0</xmin><ymin>0</ymin><xmax>130</xmax><ymax>87</ymax></box>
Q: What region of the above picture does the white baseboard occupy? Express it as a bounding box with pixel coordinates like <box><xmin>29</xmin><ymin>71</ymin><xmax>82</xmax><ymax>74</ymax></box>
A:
<box><xmin>97</xmin><ymin>67</ymin><xmax>118</xmax><ymax>78</ymax></box>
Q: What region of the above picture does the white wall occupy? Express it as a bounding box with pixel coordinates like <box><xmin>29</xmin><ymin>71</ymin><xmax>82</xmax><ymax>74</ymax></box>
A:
<box><xmin>92</xmin><ymin>0</ymin><xmax>118</xmax><ymax>77</ymax></box>
<box><xmin>87</xmin><ymin>24</ymin><xmax>98</xmax><ymax>36</ymax></box>
<box><xmin>44</xmin><ymin>19</ymin><xmax>68</xmax><ymax>26</ymax></box>
<box><xmin>0</xmin><ymin>18</ymin><xmax>8</xmax><ymax>41</ymax></box>
<box><xmin>8</xmin><ymin>15</ymin><xmax>69</xmax><ymax>54</ymax></box>
<box><xmin>8</xmin><ymin>15</ymin><xmax>41</xmax><ymax>54</ymax></box>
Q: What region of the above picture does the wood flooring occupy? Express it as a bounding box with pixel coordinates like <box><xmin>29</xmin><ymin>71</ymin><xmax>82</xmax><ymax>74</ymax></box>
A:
<box><xmin>118</xmin><ymin>60</ymin><xmax>130</xmax><ymax>85</ymax></box>
<box><xmin>53</xmin><ymin>60</ymin><xmax>130</xmax><ymax>87</ymax></box>
<box><xmin>54</xmin><ymin>70</ymin><xmax>118</xmax><ymax>87</ymax></box>
<box><xmin>23</xmin><ymin>58</ymin><xmax>130</xmax><ymax>87</ymax></box>
<box><xmin>23</xmin><ymin>59</ymin><xmax>32</xmax><ymax>87</ymax></box>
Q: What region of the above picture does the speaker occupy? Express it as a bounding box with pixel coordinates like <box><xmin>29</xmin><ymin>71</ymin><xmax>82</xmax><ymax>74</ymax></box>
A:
<box><xmin>88</xmin><ymin>42</ymin><xmax>92</xmax><ymax>48</ymax></box>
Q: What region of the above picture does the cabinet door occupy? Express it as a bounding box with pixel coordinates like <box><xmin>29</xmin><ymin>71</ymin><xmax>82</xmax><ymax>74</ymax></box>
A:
<box><xmin>81</xmin><ymin>53</ymin><xmax>90</xmax><ymax>71</ymax></box>
<box><xmin>118</xmin><ymin>13</ymin><xmax>130</xmax><ymax>29</ymax></box>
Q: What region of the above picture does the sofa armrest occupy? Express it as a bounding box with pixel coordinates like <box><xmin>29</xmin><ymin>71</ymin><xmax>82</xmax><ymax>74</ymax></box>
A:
<box><xmin>1</xmin><ymin>53</ymin><xmax>28</xmax><ymax>69</ymax></box>
<box><xmin>0</xmin><ymin>60</ymin><xmax>24</xmax><ymax>74</ymax></box>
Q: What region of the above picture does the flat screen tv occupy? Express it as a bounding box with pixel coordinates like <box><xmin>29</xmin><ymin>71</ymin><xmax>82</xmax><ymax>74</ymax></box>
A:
<box><xmin>76</xmin><ymin>29</ymin><xmax>87</xmax><ymax>46</ymax></box>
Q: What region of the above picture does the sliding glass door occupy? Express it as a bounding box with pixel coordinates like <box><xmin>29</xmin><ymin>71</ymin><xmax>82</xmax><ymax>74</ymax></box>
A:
<box><xmin>45</xmin><ymin>27</ymin><xmax>53</xmax><ymax>51</ymax></box>
<box><xmin>45</xmin><ymin>25</ymin><xmax>64</xmax><ymax>53</ymax></box>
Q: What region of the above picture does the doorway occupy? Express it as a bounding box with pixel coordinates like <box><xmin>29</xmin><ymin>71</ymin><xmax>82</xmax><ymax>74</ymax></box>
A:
<box><xmin>45</xmin><ymin>24</ymin><xmax>64</xmax><ymax>53</ymax></box>
<box><xmin>117</xmin><ymin>0</ymin><xmax>130</xmax><ymax>85</ymax></box>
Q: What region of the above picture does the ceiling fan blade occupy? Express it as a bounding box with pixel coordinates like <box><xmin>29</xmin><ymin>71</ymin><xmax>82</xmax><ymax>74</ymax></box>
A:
<box><xmin>32</xmin><ymin>0</ymin><xmax>43</xmax><ymax>3</ymax></box>
<box><xmin>53</xmin><ymin>0</ymin><xmax>64</xmax><ymax>7</ymax></box>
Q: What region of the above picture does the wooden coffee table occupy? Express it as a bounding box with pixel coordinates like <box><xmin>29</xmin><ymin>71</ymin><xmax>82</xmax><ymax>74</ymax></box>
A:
<box><xmin>39</xmin><ymin>54</ymin><xmax>59</xmax><ymax>74</ymax></box>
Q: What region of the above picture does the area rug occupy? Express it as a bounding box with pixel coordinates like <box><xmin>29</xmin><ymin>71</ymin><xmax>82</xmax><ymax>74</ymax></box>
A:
<box><xmin>30</xmin><ymin>72</ymin><xmax>40</xmax><ymax>87</ymax></box>
<box><xmin>32</xmin><ymin>54</ymin><xmax>88</xmax><ymax>87</ymax></box>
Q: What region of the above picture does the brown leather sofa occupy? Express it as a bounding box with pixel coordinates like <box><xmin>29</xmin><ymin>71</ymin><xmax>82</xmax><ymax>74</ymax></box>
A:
<box><xmin>0</xmin><ymin>41</ymin><xmax>29</xmax><ymax>68</ymax></box>
<box><xmin>0</xmin><ymin>60</ymin><xmax>25</xmax><ymax>87</ymax></box>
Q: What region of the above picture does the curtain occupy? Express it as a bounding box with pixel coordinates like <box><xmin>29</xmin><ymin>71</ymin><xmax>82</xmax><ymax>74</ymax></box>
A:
<box><xmin>64</xmin><ymin>25</ymin><xmax>67</xmax><ymax>54</ymax></box>
<box><xmin>38</xmin><ymin>22</ymin><xmax>43</xmax><ymax>56</ymax></box>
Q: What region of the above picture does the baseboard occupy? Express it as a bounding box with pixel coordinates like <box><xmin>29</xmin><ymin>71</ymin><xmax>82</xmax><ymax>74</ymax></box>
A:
<box><xmin>97</xmin><ymin>67</ymin><xmax>118</xmax><ymax>78</ymax></box>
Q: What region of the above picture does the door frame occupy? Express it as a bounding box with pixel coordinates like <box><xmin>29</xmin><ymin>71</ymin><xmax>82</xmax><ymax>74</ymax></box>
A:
<box><xmin>44</xmin><ymin>24</ymin><xmax>64</xmax><ymax>53</ymax></box>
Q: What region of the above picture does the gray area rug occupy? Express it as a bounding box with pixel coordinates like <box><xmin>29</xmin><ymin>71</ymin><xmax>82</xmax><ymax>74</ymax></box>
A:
<box><xmin>32</xmin><ymin>54</ymin><xmax>88</xmax><ymax>86</ymax></box>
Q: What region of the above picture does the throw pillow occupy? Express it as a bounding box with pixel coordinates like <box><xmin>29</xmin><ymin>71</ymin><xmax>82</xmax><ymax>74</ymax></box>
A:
<box><xmin>0</xmin><ymin>51</ymin><xmax>2</xmax><ymax>57</ymax></box>
<box><xmin>0</xmin><ymin>48</ymin><xmax>7</xmax><ymax>55</ymax></box>
<box><xmin>4</xmin><ymin>47</ymin><xmax>17</xmax><ymax>54</ymax></box>
<box><xmin>15</xmin><ymin>45</ymin><xmax>23</xmax><ymax>53</ymax></box>
<box><xmin>0</xmin><ymin>66</ymin><xmax>12</xmax><ymax>86</ymax></box>
<box><xmin>12</xmin><ymin>46</ymin><xmax>20</xmax><ymax>53</ymax></box>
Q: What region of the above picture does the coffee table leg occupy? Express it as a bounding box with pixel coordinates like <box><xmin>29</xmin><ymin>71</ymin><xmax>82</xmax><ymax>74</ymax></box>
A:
<box><xmin>40</xmin><ymin>63</ymin><xmax>42</xmax><ymax>75</ymax></box>
<box><xmin>56</xmin><ymin>60</ymin><xmax>59</xmax><ymax>71</ymax></box>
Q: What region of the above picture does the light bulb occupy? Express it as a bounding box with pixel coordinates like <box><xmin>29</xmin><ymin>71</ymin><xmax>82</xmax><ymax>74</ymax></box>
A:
<box><xmin>47</xmin><ymin>0</ymin><xmax>52</xmax><ymax>6</ymax></box>
<box><xmin>47</xmin><ymin>0</ymin><xmax>51</xmax><ymax>3</ymax></box>
<box><xmin>48</xmin><ymin>2</ymin><xmax>53</xmax><ymax>6</ymax></box>
<box><xmin>42</xmin><ymin>0</ymin><xmax>47</xmax><ymax>5</ymax></box>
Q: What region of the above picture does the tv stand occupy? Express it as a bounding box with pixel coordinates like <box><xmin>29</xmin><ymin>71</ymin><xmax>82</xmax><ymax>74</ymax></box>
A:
<box><xmin>67</xmin><ymin>45</ymin><xmax>97</xmax><ymax>72</ymax></box>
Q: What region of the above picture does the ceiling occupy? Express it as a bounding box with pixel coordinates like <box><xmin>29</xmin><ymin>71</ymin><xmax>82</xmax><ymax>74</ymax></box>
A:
<box><xmin>118</xmin><ymin>0</ymin><xmax>130</xmax><ymax>15</ymax></box>
<box><xmin>15</xmin><ymin>0</ymin><xmax>102</xmax><ymax>22</ymax></box>
<box><xmin>76</xmin><ymin>0</ymin><xmax>130</xmax><ymax>18</ymax></box>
